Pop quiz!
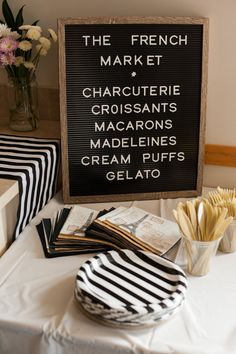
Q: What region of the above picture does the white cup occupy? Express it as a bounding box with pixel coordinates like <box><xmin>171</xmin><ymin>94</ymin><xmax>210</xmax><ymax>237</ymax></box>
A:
<box><xmin>184</xmin><ymin>238</ymin><xmax>221</xmax><ymax>276</ymax></box>
<box><xmin>219</xmin><ymin>220</ymin><xmax>236</xmax><ymax>253</ymax></box>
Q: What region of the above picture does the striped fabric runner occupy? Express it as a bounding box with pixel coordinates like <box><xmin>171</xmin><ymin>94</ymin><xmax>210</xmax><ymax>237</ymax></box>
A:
<box><xmin>0</xmin><ymin>134</ymin><xmax>60</xmax><ymax>239</ymax></box>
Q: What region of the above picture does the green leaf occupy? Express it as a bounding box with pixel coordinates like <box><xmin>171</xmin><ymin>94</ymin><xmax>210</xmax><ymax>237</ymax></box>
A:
<box><xmin>15</xmin><ymin>4</ymin><xmax>25</xmax><ymax>28</ymax></box>
<box><xmin>2</xmin><ymin>0</ymin><xmax>15</xmax><ymax>29</ymax></box>
<box><xmin>31</xmin><ymin>19</ymin><xmax>39</xmax><ymax>26</ymax></box>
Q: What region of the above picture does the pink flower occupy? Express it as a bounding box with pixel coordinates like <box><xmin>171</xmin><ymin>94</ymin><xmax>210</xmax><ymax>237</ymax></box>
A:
<box><xmin>0</xmin><ymin>36</ymin><xmax>18</xmax><ymax>53</ymax></box>
<box><xmin>0</xmin><ymin>52</ymin><xmax>15</xmax><ymax>66</ymax></box>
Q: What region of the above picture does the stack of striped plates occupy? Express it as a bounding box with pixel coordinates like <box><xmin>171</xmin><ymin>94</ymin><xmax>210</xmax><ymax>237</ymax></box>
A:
<box><xmin>74</xmin><ymin>249</ymin><xmax>188</xmax><ymax>328</ymax></box>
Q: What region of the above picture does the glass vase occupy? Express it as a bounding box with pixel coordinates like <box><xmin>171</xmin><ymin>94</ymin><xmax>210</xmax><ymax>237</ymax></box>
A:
<box><xmin>7</xmin><ymin>75</ymin><xmax>39</xmax><ymax>132</ymax></box>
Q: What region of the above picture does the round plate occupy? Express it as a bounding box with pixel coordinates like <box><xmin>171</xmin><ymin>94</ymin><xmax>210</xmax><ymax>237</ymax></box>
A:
<box><xmin>75</xmin><ymin>286</ymin><xmax>185</xmax><ymax>326</ymax></box>
<box><xmin>75</xmin><ymin>249</ymin><xmax>187</xmax><ymax>318</ymax></box>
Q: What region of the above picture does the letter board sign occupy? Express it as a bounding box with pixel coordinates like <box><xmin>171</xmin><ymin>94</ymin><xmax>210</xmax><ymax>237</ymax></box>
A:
<box><xmin>58</xmin><ymin>17</ymin><xmax>208</xmax><ymax>203</ymax></box>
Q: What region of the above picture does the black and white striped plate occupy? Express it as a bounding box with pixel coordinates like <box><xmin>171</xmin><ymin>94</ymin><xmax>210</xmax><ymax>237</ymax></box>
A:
<box><xmin>74</xmin><ymin>286</ymin><xmax>185</xmax><ymax>327</ymax></box>
<box><xmin>75</xmin><ymin>249</ymin><xmax>187</xmax><ymax>326</ymax></box>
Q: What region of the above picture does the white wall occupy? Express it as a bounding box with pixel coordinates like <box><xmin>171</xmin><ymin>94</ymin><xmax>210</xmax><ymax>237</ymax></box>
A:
<box><xmin>3</xmin><ymin>0</ymin><xmax>236</xmax><ymax>188</ymax></box>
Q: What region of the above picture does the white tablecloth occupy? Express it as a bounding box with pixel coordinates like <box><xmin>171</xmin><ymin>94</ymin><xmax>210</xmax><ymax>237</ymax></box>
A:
<box><xmin>0</xmin><ymin>190</ymin><xmax>236</xmax><ymax>354</ymax></box>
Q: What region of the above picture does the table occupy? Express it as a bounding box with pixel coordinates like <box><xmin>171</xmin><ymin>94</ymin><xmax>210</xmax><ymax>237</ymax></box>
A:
<box><xmin>0</xmin><ymin>178</ymin><xmax>19</xmax><ymax>255</ymax></box>
<box><xmin>0</xmin><ymin>190</ymin><xmax>236</xmax><ymax>354</ymax></box>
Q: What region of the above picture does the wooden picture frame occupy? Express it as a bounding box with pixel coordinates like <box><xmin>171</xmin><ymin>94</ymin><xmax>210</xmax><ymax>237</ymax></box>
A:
<box><xmin>58</xmin><ymin>16</ymin><xmax>209</xmax><ymax>203</ymax></box>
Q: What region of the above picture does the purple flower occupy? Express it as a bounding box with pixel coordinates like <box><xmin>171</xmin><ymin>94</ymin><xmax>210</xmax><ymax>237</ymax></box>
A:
<box><xmin>0</xmin><ymin>52</ymin><xmax>15</xmax><ymax>66</ymax></box>
<box><xmin>0</xmin><ymin>36</ymin><xmax>18</xmax><ymax>53</ymax></box>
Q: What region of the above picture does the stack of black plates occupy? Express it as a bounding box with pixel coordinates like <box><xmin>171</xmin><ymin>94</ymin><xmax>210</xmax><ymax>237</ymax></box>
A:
<box><xmin>74</xmin><ymin>249</ymin><xmax>188</xmax><ymax>328</ymax></box>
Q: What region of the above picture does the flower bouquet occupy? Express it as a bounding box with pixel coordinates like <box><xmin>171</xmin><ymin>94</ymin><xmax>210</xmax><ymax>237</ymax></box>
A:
<box><xmin>0</xmin><ymin>0</ymin><xmax>57</xmax><ymax>131</ymax></box>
